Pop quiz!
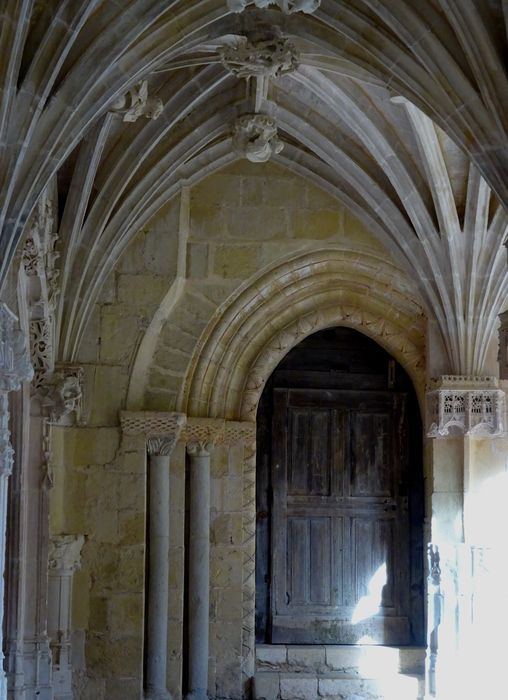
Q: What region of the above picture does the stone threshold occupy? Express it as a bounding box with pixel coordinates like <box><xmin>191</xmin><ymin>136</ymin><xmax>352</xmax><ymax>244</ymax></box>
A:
<box><xmin>256</xmin><ymin>644</ymin><xmax>426</xmax><ymax>675</ymax></box>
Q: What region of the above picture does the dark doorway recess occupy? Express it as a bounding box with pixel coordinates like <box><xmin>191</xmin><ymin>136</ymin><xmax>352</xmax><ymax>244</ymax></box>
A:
<box><xmin>255</xmin><ymin>327</ymin><xmax>424</xmax><ymax>645</ymax></box>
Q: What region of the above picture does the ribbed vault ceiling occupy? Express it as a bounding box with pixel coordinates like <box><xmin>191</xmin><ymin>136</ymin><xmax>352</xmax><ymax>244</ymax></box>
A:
<box><xmin>1</xmin><ymin>0</ymin><xmax>507</xmax><ymax>374</ymax></box>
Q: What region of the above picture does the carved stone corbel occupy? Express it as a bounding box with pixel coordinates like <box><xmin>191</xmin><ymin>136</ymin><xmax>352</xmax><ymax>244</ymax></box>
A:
<box><xmin>426</xmin><ymin>375</ymin><xmax>505</xmax><ymax>438</ymax></box>
<box><xmin>41</xmin><ymin>366</ymin><xmax>84</xmax><ymax>426</ymax></box>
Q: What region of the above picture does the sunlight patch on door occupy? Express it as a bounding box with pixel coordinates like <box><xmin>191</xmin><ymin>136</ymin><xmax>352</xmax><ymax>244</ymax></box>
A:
<box><xmin>351</xmin><ymin>562</ymin><xmax>387</xmax><ymax>625</ymax></box>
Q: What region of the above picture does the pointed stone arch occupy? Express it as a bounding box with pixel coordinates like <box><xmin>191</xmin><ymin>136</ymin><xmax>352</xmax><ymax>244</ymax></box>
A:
<box><xmin>180</xmin><ymin>248</ymin><xmax>426</xmax><ymax>419</ymax></box>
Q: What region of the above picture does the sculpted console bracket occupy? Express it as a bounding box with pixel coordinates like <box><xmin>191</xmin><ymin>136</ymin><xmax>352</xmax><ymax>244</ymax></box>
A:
<box><xmin>426</xmin><ymin>375</ymin><xmax>505</xmax><ymax>438</ymax></box>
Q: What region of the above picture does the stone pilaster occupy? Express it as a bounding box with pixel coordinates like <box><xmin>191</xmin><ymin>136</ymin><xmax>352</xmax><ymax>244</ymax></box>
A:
<box><xmin>0</xmin><ymin>303</ymin><xmax>33</xmax><ymax>698</ymax></box>
<box><xmin>47</xmin><ymin>535</ymin><xmax>85</xmax><ymax>700</ymax></box>
<box><xmin>184</xmin><ymin>419</ymin><xmax>225</xmax><ymax>700</ymax></box>
<box><xmin>120</xmin><ymin>411</ymin><xmax>186</xmax><ymax>700</ymax></box>
<box><xmin>223</xmin><ymin>422</ymin><xmax>257</xmax><ymax>697</ymax></box>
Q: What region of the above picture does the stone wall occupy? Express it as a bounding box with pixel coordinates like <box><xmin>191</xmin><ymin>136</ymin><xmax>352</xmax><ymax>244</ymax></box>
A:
<box><xmin>50</xmin><ymin>427</ymin><xmax>147</xmax><ymax>699</ymax></box>
<box><xmin>144</xmin><ymin>160</ymin><xmax>390</xmax><ymax>412</ymax></box>
<box><xmin>50</xmin><ymin>159</ymin><xmax>424</xmax><ymax>700</ymax></box>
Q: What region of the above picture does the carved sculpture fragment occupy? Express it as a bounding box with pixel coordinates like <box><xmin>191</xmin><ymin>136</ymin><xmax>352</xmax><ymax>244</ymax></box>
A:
<box><xmin>220</xmin><ymin>34</ymin><xmax>299</xmax><ymax>79</ymax></box>
<box><xmin>227</xmin><ymin>0</ymin><xmax>320</xmax><ymax>14</ymax></box>
<box><xmin>232</xmin><ymin>113</ymin><xmax>283</xmax><ymax>162</ymax></box>
<box><xmin>110</xmin><ymin>79</ymin><xmax>163</xmax><ymax>122</ymax></box>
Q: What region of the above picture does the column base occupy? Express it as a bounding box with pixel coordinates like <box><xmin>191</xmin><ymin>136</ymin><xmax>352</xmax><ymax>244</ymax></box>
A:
<box><xmin>185</xmin><ymin>691</ymin><xmax>208</xmax><ymax>700</ymax></box>
<box><xmin>145</xmin><ymin>688</ymin><xmax>172</xmax><ymax>700</ymax></box>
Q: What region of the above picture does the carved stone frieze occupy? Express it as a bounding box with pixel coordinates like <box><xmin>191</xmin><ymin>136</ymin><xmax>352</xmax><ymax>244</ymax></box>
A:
<box><xmin>220</xmin><ymin>34</ymin><xmax>299</xmax><ymax>79</ymax></box>
<box><xmin>120</xmin><ymin>410</ymin><xmax>186</xmax><ymax>438</ymax></box>
<box><xmin>223</xmin><ymin>420</ymin><xmax>256</xmax><ymax>445</ymax></box>
<box><xmin>232</xmin><ymin>113</ymin><xmax>283</xmax><ymax>162</ymax></box>
<box><xmin>184</xmin><ymin>417</ymin><xmax>225</xmax><ymax>456</ymax></box>
<box><xmin>426</xmin><ymin>375</ymin><xmax>505</xmax><ymax>438</ymax></box>
<box><xmin>227</xmin><ymin>0</ymin><xmax>320</xmax><ymax>14</ymax></box>
<box><xmin>110</xmin><ymin>80</ymin><xmax>163</xmax><ymax>122</ymax></box>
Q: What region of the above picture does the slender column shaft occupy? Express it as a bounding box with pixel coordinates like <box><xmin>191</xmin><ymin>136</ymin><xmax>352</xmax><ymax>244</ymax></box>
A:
<box><xmin>145</xmin><ymin>438</ymin><xmax>175</xmax><ymax>700</ymax></box>
<box><xmin>186</xmin><ymin>443</ymin><xmax>212</xmax><ymax>700</ymax></box>
<box><xmin>0</xmin><ymin>392</ymin><xmax>13</xmax><ymax>699</ymax></box>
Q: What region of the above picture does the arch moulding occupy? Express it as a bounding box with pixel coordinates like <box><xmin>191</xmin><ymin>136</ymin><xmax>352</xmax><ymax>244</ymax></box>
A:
<box><xmin>179</xmin><ymin>248</ymin><xmax>427</xmax><ymax>420</ymax></box>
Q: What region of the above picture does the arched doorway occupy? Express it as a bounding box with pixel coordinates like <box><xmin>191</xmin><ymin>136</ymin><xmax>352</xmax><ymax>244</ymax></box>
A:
<box><xmin>256</xmin><ymin>327</ymin><xmax>424</xmax><ymax>646</ymax></box>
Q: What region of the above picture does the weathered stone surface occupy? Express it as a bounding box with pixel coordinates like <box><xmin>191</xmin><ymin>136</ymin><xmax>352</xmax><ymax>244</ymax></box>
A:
<box><xmin>288</xmin><ymin>645</ymin><xmax>326</xmax><ymax>671</ymax></box>
<box><xmin>280</xmin><ymin>675</ymin><xmax>318</xmax><ymax>700</ymax></box>
<box><xmin>253</xmin><ymin>671</ymin><xmax>280</xmax><ymax>700</ymax></box>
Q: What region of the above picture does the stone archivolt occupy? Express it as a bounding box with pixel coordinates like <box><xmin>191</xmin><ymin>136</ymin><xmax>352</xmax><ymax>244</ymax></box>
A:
<box><xmin>181</xmin><ymin>249</ymin><xmax>426</xmax><ymax>421</ymax></box>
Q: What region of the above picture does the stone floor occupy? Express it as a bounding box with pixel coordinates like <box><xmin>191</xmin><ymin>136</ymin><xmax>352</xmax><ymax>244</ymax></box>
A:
<box><xmin>253</xmin><ymin>645</ymin><xmax>426</xmax><ymax>700</ymax></box>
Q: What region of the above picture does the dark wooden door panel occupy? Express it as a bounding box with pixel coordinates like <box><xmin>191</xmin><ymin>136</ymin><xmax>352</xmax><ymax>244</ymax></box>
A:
<box><xmin>271</xmin><ymin>387</ymin><xmax>413</xmax><ymax>645</ymax></box>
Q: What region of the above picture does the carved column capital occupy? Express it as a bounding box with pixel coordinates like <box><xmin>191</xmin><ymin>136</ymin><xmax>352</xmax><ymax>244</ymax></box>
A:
<box><xmin>184</xmin><ymin>417</ymin><xmax>226</xmax><ymax>456</ymax></box>
<box><xmin>48</xmin><ymin>535</ymin><xmax>84</xmax><ymax>573</ymax></box>
<box><xmin>426</xmin><ymin>375</ymin><xmax>505</xmax><ymax>438</ymax></box>
<box><xmin>147</xmin><ymin>436</ymin><xmax>178</xmax><ymax>457</ymax></box>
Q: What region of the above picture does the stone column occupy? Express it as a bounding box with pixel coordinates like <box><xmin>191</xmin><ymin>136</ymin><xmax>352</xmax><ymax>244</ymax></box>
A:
<box><xmin>120</xmin><ymin>411</ymin><xmax>186</xmax><ymax>700</ymax></box>
<box><xmin>145</xmin><ymin>436</ymin><xmax>178</xmax><ymax>700</ymax></box>
<box><xmin>184</xmin><ymin>419</ymin><xmax>225</xmax><ymax>700</ymax></box>
<box><xmin>0</xmin><ymin>304</ymin><xmax>33</xmax><ymax>698</ymax></box>
<box><xmin>47</xmin><ymin>535</ymin><xmax>85</xmax><ymax>699</ymax></box>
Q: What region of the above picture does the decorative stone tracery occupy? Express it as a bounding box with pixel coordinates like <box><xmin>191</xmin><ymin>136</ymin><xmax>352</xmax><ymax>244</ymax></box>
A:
<box><xmin>426</xmin><ymin>376</ymin><xmax>505</xmax><ymax>438</ymax></box>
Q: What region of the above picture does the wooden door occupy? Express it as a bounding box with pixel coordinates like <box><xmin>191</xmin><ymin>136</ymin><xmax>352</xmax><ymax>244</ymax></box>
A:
<box><xmin>271</xmin><ymin>387</ymin><xmax>411</xmax><ymax>644</ymax></box>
